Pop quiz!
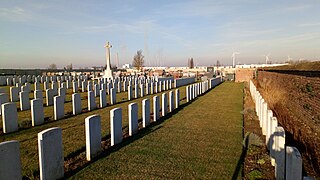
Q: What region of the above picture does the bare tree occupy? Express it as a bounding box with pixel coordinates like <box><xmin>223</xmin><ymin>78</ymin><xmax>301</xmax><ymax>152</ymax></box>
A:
<box><xmin>48</xmin><ymin>64</ymin><xmax>57</xmax><ymax>70</ymax></box>
<box><xmin>216</xmin><ymin>60</ymin><xmax>221</xmax><ymax>67</ymax></box>
<box><xmin>188</xmin><ymin>58</ymin><xmax>194</xmax><ymax>69</ymax></box>
<box><xmin>65</xmin><ymin>64</ymin><xmax>72</xmax><ymax>70</ymax></box>
<box><xmin>133</xmin><ymin>50</ymin><xmax>144</xmax><ymax>71</ymax></box>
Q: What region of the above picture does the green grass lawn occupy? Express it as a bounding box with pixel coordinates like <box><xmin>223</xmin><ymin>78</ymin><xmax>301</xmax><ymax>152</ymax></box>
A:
<box><xmin>0</xmin><ymin>82</ymin><xmax>187</xmax><ymax>179</ymax></box>
<box><xmin>69</xmin><ymin>82</ymin><xmax>244</xmax><ymax>179</ymax></box>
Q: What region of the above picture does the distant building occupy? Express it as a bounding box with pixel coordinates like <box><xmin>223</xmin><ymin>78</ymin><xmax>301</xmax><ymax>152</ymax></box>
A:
<box><xmin>122</xmin><ymin>64</ymin><xmax>132</xmax><ymax>69</ymax></box>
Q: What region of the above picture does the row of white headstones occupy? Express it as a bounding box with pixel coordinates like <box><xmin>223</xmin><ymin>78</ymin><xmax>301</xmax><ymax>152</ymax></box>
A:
<box><xmin>0</xmin><ymin>75</ymin><xmax>194</xmax><ymax>133</ymax></box>
<box><xmin>249</xmin><ymin>80</ymin><xmax>306</xmax><ymax>180</ymax></box>
<box><xmin>0</xmin><ymin>77</ymin><xmax>222</xmax><ymax>179</ymax></box>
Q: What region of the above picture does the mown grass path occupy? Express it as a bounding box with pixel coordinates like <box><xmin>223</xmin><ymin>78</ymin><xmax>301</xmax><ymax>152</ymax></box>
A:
<box><xmin>71</xmin><ymin>82</ymin><xmax>244</xmax><ymax>179</ymax></box>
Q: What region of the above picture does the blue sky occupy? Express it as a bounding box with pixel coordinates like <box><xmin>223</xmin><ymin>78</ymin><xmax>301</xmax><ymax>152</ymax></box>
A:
<box><xmin>1</xmin><ymin>0</ymin><xmax>320</xmax><ymax>68</ymax></box>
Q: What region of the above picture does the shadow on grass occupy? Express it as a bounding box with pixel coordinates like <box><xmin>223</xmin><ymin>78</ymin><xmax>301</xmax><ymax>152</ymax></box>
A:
<box><xmin>63</xmin><ymin>95</ymin><xmax>196</xmax><ymax>179</ymax></box>
<box><xmin>232</xmin><ymin>133</ymin><xmax>247</xmax><ymax>180</ymax></box>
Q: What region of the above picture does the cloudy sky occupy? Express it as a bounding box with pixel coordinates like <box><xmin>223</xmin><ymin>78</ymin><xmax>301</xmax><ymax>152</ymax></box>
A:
<box><xmin>1</xmin><ymin>0</ymin><xmax>320</xmax><ymax>68</ymax></box>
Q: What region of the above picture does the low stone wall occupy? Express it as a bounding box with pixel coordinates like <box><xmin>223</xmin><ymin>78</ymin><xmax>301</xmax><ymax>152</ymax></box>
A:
<box><xmin>155</xmin><ymin>77</ymin><xmax>174</xmax><ymax>82</ymax></box>
<box><xmin>174</xmin><ymin>77</ymin><xmax>195</xmax><ymax>88</ymax></box>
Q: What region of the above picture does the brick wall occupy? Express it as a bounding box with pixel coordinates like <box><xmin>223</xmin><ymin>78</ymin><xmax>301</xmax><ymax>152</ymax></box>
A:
<box><xmin>235</xmin><ymin>69</ymin><xmax>255</xmax><ymax>82</ymax></box>
<box><xmin>256</xmin><ymin>70</ymin><xmax>320</xmax><ymax>175</ymax></box>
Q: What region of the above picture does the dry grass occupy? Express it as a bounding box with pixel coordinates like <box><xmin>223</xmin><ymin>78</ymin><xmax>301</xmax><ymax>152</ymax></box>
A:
<box><xmin>264</xmin><ymin>61</ymin><xmax>320</xmax><ymax>71</ymax></box>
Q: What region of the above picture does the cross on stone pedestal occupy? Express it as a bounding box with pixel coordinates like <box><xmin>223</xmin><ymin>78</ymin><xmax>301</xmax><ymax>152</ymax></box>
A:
<box><xmin>103</xmin><ymin>41</ymin><xmax>113</xmax><ymax>79</ymax></box>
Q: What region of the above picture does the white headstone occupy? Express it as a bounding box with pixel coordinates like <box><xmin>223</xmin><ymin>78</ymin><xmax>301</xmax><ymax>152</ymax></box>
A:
<box><xmin>168</xmin><ymin>91</ymin><xmax>174</xmax><ymax>112</ymax></box>
<box><xmin>110</xmin><ymin>88</ymin><xmax>116</xmax><ymax>105</ymax></box>
<box><xmin>286</xmin><ymin>146</ymin><xmax>302</xmax><ymax>180</ymax></box>
<box><xmin>275</xmin><ymin>126</ymin><xmax>285</xmax><ymax>180</ymax></box>
<box><xmin>88</xmin><ymin>91</ymin><xmax>96</xmax><ymax>111</ymax></box>
<box><xmin>186</xmin><ymin>86</ymin><xmax>190</xmax><ymax>102</ymax></box>
<box><xmin>117</xmin><ymin>81</ymin><xmax>122</xmax><ymax>93</ymax></box>
<box><xmin>155</xmin><ymin>82</ymin><xmax>158</xmax><ymax>93</ymax></box>
<box><xmin>159</xmin><ymin>81</ymin><xmax>162</xmax><ymax>93</ymax></box>
<box><xmin>31</xmin><ymin>99</ymin><xmax>44</xmax><ymax>126</ymax></box>
<box><xmin>134</xmin><ymin>84</ymin><xmax>139</xmax><ymax>99</ymax></box>
<box><xmin>73</xmin><ymin>81</ymin><xmax>78</xmax><ymax>93</ymax></box>
<box><xmin>110</xmin><ymin>107</ymin><xmax>123</xmax><ymax>146</ymax></box>
<box><xmin>54</xmin><ymin>96</ymin><xmax>64</xmax><ymax>120</ymax></box>
<box><xmin>142</xmin><ymin>99</ymin><xmax>150</xmax><ymax>128</ymax></box>
<box><xmin>10</xmin><ymin>87</ymin><xmax>19</xmax><ymax>102</ymax></box>
<box><xmin>162</xmin><ymin>93</ymin><xmax>168</xmax><ymax>116</ymax></box>
<box><xmin>128</xmin><ymin>103</ymin><xmax>138</xmax><ymax>136</ymax></box>
<box><xmin>82</xmin><ymin>81</ymin><xmax>87</xmax><ymax>92</ymax></box>
<box><xmin>270</xmin><ymin>117</ymin><xmax>278</xmax><ymax>165</ymax></box>
<box><xmin>19</xmin><ymin>91</ymin><xmax>30</xmax><ymax>111</ymax></box>
<box><xmin>34</xmin><ymin>90</ymin><xmax>43</xmax><ymax>100</ymax></box>
<box><xmin>153</xmin><ymin>96</ymin><xmax>160</xmax><ymax>121</ymax></box>
<box><xmin>44</xmin><ymin>81</ymin><xmax>49</xmax><ymax>91</ymax></box>
<box><xmin>46</xmin><ymin>89</ymin><xmax>54</xmax><ymax>106</ymax></box>
<box><xmin>140</xmin><ymin>84</ymin><xmax>144</xmax><ymax>97</ymax></box>
<box><xmin>94</xmin><ymin>84</ymin><xmax>100</xmax><ymax>97</ymax></box>
<box><xmin>66</xmin><ymin>80</ymin><xmax>71</xmax><ymax>89</ymax></box>
<box><xmin>58</xmin><ymin>87</ymin><xmax>66</xmax><ymax>102</ymax></box>
<box><xmin>0</xmin><ymin>140</ymin><xmax>22</xmax><ymax>180</ymax></box>
<box><xmin>99</xmin><ymin>89</ymin><xmax>107</xmax><ymax>108</ymax></box>
<box><xmin>38</xmin><ymin>127</ymin><xmax>64</xmax><ymax>180</ymax></box>
<box><xmin>1</xmin><ymin>102</ymin><xmax>18</xmax><ymax>133</ymax></box>
<box><xmin>266</xmin><ymin>110</ymin><xmax>273</xmax><ymax>147</ymax></box>
<box><xmin>72</xmin><ymin>93</ymin><xmax>81</xmax><ymax>115</ymax></box>
<box><xmin>145</xmin><ymin>83</ymin><xmax>150</xmax><ymax>95</ymax></box>
<box><xmin>0</xmin><ymin>93</ymin><xmax>9</xmax><ymax>115</ymax></box>
<box><xmin>175</xmin><ymin>89</ymin><xmax>180</xmax><ymax>109</ymax></box>
<box><xmin>85</xmin><ymin>115</ymin><xmax>101</xmax><ymax>161</ymax></box>
<box><xmin>34</xmin><ymin>82</ymin><xmax>41</xmax><ymax>91</ymax></box>
<box><xmin>52</xmin><ymin>82</ymin><xmax>58</xmax><ymax>96</ymax></box>
<box><xmin>128</xmin><ymin>85</ymin><xmax>132</xmax><ymax>100</ymax></box>
<box><xmin>150</xmin><ymin>82</ymin><xmax>154</xmax><ymax>94</ymax></box>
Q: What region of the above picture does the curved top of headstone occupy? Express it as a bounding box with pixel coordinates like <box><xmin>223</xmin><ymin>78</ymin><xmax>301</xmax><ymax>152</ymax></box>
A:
<box><xmin>38</xmin><ymin>127</ymin><xmax>62</xmax><ymax>138</ymax></box>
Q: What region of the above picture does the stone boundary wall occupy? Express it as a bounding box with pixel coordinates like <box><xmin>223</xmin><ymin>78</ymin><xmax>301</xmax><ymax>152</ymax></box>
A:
<box><xmin>155</xmin><ymin>77</ymin><xmax>174</xmax><ymax>82</ymax></box>
<box><xmin>174</xmin><ymin>77</ymin><xmax>196</xmax><ymax>88</ymax></box>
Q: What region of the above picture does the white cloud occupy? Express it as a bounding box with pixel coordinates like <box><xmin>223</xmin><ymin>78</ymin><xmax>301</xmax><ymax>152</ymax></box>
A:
<box><xmin>0</xmin><ymin>7</ymin><xmax>32</xmax><ymax>21</ymax></box>
<box><xmin>298</xmin><ymin>23</ymin><xmax>320</xmax><ymax>27</ymax></box>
